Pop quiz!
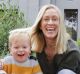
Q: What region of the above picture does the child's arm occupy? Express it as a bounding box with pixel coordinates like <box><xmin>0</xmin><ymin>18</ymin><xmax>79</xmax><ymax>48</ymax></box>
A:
<box><xmin>0</xmin><ymin>59</ymin><xmax>7</xmax><ymax>74</ymax></box>
<box><xmin>0</xmin><ymin>70</ymin><xmax>7</xmax><ymax>74</ymax></box>
<box><xmin>0</xmin><ymin>59</ymin><xmax>3</xmax><ymax>70</ymax></box>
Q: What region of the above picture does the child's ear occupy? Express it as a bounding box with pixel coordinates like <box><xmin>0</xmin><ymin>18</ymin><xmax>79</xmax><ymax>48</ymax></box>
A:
<box><xmin>10</xmin><ymin>52</ymin><xmax>12</xmax><ymax>55</ymax></box>
<box><xmin>9</xmin><ymin>47</ymin><xmax>12</xmax><ymax>55</ymax></box>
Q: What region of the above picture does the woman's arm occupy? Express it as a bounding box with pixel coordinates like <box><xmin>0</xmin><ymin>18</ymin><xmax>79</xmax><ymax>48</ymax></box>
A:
<box><xmin>58</xmin><ymin>69</ymin><xmax>76</xmax><ymax>74</ymax></box>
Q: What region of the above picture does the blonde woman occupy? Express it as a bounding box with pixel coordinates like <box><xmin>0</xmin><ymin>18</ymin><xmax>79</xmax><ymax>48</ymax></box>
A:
<box><xmin>30</xmin><ymin>4</ymin><xmax>80</xmax><ymax>74</ymax></box>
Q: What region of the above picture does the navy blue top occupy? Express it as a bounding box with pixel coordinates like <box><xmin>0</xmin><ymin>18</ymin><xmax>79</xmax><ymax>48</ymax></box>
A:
<box><xmin>37</xmin><ymin>39</ymin><xmax>80</xmax><ymax>74</ymax></box>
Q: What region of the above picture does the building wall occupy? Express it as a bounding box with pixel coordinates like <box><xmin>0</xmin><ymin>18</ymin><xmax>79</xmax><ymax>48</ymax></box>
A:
<box><xmin>18</xmin><ymin>0</ymin><xmax>53</xmax><ymax>25</ymax></box>
<box><xmin>1</xmin><ymin>0</ymin><xmax>79</xmax><ymax>39</ymax></box>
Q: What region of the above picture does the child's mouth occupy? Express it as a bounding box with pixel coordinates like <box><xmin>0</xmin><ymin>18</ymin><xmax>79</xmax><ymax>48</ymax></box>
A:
<box><xmin>17</xmin><ymin>54</ymin><xmax>25</xmax><ymax>57</ymax></box>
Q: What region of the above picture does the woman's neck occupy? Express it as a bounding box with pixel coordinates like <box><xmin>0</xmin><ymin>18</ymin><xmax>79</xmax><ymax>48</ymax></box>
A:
<box><xmin>45</xmin><ymin>38</ymin><xmax>56</xmax><ymax>49</ymax></box>
<box><xmin>44</xmin><ymin>38</ymin><xmax>57</xmax><ymax>62</ymax></box>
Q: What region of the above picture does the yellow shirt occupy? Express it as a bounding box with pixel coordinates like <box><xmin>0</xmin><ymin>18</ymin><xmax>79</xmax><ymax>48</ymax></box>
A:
<box><xmin>3</xmin><ymin>56</ymin><xmax>42</xmax><ymax>74</ymax></box>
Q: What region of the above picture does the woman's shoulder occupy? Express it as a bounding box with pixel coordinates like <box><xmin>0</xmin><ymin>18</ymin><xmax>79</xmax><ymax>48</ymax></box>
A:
<box><xmin>67</xmin><ymin>38</ymin><xmax>80</xmax><ymax>53</ymax></box>
<box><xmin>55</xmin><ymin>50</ymin><xmax>80</xmax><ymax>63</ymax></box>
<box><xmin>56</xmin><ymin>49</ymin><xmax>80</xmax><ymax>73</ymax></box>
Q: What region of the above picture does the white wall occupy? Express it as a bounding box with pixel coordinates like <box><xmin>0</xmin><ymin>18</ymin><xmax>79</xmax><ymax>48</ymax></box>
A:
<box><xmin>18</xmin><ymin>0</ymin><xmax>39</xmax><ymax>25</ymax></box>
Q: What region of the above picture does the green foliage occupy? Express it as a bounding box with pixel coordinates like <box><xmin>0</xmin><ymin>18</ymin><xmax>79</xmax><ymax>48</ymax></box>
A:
<box><xmin>0</xmin><ymin>0</ymin><xmax>28</xmax><ymax>57</ymax></box>
<box><xmin>76</xmin><ymin>39</ymin><xmax>80</xmax><ymax>47</ymax></box>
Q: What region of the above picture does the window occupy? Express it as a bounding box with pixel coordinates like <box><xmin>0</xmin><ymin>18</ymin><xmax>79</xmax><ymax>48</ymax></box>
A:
<box><xmin>64</xmin><ymin>9</ymin><xmax>78</xmax><ymax>41</ymax></box>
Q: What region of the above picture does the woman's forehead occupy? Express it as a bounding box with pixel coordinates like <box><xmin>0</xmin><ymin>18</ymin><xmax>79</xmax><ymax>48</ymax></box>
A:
<box><xmin>42</xmin><ymin>8</ymin><xmax>59</xmax><ymax>18</ymax></box>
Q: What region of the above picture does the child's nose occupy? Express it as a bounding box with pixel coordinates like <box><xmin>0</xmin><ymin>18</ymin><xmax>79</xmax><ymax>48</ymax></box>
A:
<box><xmin>19</xmin><ymin>48</ymin><xmax>23</xmax><ymax>51</ymax></box>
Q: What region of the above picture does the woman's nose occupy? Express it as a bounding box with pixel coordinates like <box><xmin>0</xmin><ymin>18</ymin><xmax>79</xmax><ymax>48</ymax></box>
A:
<box><xmin>48</xmin><ymin>19</ymin><xmax>53</xmax><ymax>24</ymax></box>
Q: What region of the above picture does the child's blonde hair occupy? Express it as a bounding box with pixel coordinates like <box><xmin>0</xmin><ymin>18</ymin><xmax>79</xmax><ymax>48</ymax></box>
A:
<box><xmin>9</xmin><ymin>28</ymin><xmax>31</xmax><ymax>48</ymax></box>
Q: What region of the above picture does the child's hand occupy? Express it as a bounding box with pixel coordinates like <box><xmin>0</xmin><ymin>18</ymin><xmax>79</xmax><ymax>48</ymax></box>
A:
<box><xmin>0</xmin><ymin>70</ymin><xmax>7</xmax><ymax>74</ymax></box>
<box><xmin>0</xmin><ymin>59</ymin><xmax>3</xmax><ymax>70</ymax></box>
<box><xmin>0</xmin><ymin>59</ymin><xmax>7</xmax><ymax>74</ymax></box>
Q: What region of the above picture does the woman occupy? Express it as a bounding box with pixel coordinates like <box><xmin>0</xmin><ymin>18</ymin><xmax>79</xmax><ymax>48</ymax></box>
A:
<box><xmin>30</xmin><ymin>4</ymin><xmax>80</xmax><ymax>74</ymax></box>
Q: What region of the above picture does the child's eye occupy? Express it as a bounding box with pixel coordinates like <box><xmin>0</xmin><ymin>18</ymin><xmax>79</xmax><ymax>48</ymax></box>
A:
<box><xmin>14</xmin><ymin>47</ymin><xmax>19</xmax><ymax>49</ymax></box>
<box><xmin>23</xmin><ymin>46</ymin><xmax>27</xmax><ymax>49</ymax></box>
<box><xmin>52</xmin><ymin>18</ymin><xmax>57</xmax><ymax>21</ymax></box>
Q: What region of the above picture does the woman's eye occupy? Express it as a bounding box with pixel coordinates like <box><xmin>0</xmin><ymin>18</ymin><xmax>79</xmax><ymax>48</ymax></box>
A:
<box><xmin>44</xmin><ymin>19</ymin><xmax>49</xmax><ymax>21</ymax></box>
<box><xmin>52</xmin><ymin>17</ymin><xmax>59</xmax><ymax>21</ymax></box>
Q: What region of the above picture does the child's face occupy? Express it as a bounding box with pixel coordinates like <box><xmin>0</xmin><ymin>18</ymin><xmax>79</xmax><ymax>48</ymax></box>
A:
<box><xmin>10</xmin><ymin>36</ymin><xmax>31</xmax><ymax>63</ymax></box>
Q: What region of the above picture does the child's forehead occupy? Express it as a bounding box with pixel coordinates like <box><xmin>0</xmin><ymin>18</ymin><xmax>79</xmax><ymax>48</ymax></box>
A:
<box><xmin>12</xmin><ymin>37</ymin><xmax>30</xmax><ymax>44</ymax></box>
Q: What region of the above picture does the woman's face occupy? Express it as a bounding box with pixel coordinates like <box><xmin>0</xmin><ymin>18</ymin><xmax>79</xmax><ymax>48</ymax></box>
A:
<box><xmin>40</xmin><ymin>8</ymin><xmax>60</xmax><ymax>39</ymax></box>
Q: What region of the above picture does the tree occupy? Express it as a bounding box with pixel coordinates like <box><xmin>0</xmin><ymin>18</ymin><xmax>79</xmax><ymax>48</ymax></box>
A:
<box><xmin>0</xmin><ymin>0</ymin><xmax>28</xmax><ymax>57</ymax></box>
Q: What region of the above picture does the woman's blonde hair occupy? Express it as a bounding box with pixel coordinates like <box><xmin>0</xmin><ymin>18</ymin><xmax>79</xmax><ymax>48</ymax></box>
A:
<box><xmin>30</xmin><ymin>4</ymin><xmax>70</xmax><ymax>54</ymax></box>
